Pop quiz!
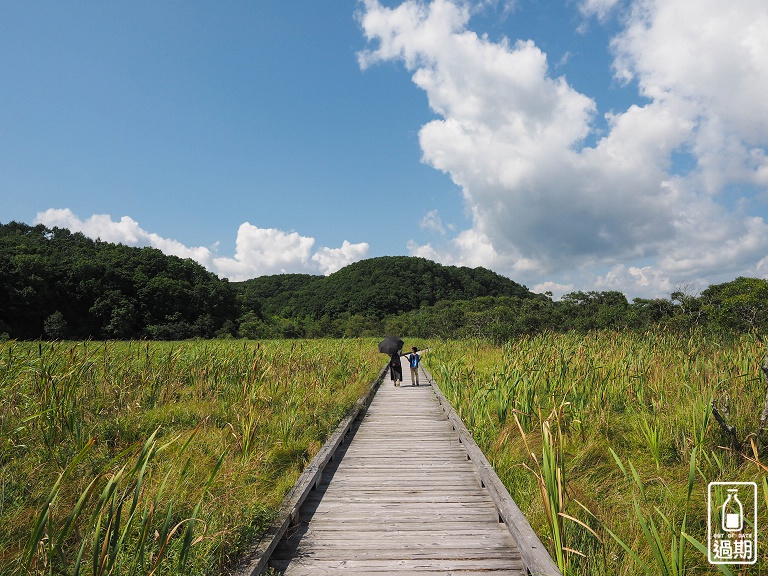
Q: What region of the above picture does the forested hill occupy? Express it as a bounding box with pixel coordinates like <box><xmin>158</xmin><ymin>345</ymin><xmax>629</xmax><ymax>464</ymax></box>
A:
<box><xmin>0</xmin><ymin>222</ymin><xmax>538</xmax><ymax>340</ymax></box>
<box><xmin>0</xmin><ymin>222</ymin><xmax>237</xmax><ymax>340</ymax></box>
<box><xmin>3</xmin><ymin>221</ymin><xmax>768</xmax><ymax>340</ymax></box>
<box><xmin>234</xmin><ymin>256</ymin><xmax>538</xmax><ymax>319</ymax></box>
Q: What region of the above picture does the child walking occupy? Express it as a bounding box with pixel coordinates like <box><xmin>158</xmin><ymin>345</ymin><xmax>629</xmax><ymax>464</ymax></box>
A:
<box><xmin>407</xmin><ymin>347</ymin><xmax>421</xmax><ymax>386</ymax></box>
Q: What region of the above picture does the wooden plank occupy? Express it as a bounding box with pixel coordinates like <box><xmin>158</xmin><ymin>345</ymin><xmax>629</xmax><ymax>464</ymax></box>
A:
<box><xmin>232</xmin><ymin>365</ymin><xmax>388</xmax><ymax>576</ymax></box>
<box><xmin>427</xmin><ymin>367</ymin><xmax>563</xmax><ymax>576</ymax></box>
<box><xmin>270</xmin><ymin>557</ymin><xmax>524</xmax><ymax>573</ymax></box>
<box><xmin>270</xmin><ymin>360</ymin><xmax>528</xmax><ymax>575</ymax></box>
<box><xmin>276</xmin><ymin>550</ymin><xmax>520</xmax><ymax>561</ymax></box>
<box><xmin>236</xmin><ymin>359</ymin><xmax>559</xmax><ymax>576</ymax></box>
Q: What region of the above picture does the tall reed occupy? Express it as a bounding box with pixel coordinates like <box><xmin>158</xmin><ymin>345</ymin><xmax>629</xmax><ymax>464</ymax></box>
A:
<box><xmin>1</xmin><ymin>339</ymin><xmax>384</xmax><ymax>576</ymax></box>
<box><xmin>425</xmin><ymin>331</ymin><xmax>768</xmax><ymax>575</ymax></box>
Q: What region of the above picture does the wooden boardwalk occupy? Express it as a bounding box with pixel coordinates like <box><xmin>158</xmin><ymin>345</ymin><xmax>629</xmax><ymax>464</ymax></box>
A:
<box><xmin>268</xmin><ymin>358</ymin><xmax>532</xmax><ymax>575</ymax></box>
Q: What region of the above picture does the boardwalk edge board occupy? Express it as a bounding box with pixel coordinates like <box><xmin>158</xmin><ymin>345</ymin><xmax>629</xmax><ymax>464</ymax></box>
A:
<box><xmin>425</xmin><ymin>367</ymin><xmax>563</xmax><ymax>576</ymax></box>
<box><xmin>232</xmin><ymin>364</ymin><xmax>388</xmax><ymax>576</ymax></box>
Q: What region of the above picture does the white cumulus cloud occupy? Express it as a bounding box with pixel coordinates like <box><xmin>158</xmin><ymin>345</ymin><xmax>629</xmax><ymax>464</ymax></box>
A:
<box><xmin>579</xmin><ymin>0</ymin><xmax>621</xmax><ymax>20</ymax></box>
<box><xmin>35</xmin><ymin>208</ymin><xmax>369</xmax><ymax>281</ymax></box>
<box><xmin>359</xmin><ymin>0</ymin><xmax>768</xmax><ymax>298</ymax></box>
<box><xmin>311</xmin><ymin>240</ymin><xmax>371</xmax><ymax>275</ymax></box>
<box><xmin>37</xmin><ymin>208</ymin><xmax>216</xmax><ymax>265</ymax></box>
<box><xmin>211</xmin><ymin>224</ymin><xmax>316</xmax><ymax>279</ymax></box>
<box><xmin>419</xmin><ymin>209</ymin><xmax>452</xmax><ymax>235</ymax></box>
<box><xmin>531</xmin><ymin>281</ymin><xmax>575</xmax><ymax>299</ymax></box>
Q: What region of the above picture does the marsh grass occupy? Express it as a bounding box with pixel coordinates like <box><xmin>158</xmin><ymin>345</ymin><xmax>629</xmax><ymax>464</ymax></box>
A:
<box><xmin>427</xmin><ymin>332</ymin><xmax>768</xmax><ymax>575</ymax></box>
<box><xmin>0</xmin><ymin>339</ymin><xmax>383</xmax><ymax>576</ymax></box>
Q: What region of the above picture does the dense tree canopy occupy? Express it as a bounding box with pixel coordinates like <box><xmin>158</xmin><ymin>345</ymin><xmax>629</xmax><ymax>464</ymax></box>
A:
<box><xmin>0</xmin><ymin>222</ymin><xmax>237</xmax><ymax>339</ymax></box>
<box><xmin>2</xmin><ymin>221</ymin><xmax>768</xmax><ymax>341</ymax></box>
<box><xmin>699</xmin><ymin>277</ymin><xmax>768</xmax><ymax>332</ymax></box>
<box><xmin>234</xmin><ymin>256</ymin><xmax>536</xmax><ymax>320</ymax></box>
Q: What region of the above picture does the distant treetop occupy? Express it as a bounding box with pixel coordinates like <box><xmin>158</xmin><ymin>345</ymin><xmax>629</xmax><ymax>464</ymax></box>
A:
<box><xmin>233</xmin><ymin>255</ymin><xmax>538</xmax><ymax>320</ymax></box>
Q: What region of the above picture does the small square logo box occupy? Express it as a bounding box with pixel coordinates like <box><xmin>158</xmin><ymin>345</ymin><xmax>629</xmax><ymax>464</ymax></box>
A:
<box><xmin>708</xmin><ymin>481</ymin><xmax>757</xmax><ymax>565</ymax></box>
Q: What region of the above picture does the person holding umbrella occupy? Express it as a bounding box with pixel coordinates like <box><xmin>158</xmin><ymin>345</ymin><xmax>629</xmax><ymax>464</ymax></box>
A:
<box><xmin>389</xmin><ymin>351</ymin><xmax>403</xmax><ymax>386</ymax></box>
<box><xmin>379</xmin><ymin>336</ymin><xmax>404</xmax><ymax>387</ymax></box>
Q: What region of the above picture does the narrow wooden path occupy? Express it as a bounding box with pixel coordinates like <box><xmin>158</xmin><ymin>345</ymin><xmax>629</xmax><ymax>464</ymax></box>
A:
<box><xmin>269</xmin><ymin>358</ymin><xmax>530</xmax><ymax>575</ymax></box>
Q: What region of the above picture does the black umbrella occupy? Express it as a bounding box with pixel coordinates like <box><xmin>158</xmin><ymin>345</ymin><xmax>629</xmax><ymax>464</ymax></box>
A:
<box><xmin>378</xmin><ymin>336</ymin><xmax>404</xmax><ymax>355</ymax></box>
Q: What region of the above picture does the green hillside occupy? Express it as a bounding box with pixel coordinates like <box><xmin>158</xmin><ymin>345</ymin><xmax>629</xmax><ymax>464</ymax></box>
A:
<box><xmin>3</xmin><ymin>220</ymin><xmax>768</xmax><ymax>340</ymax></box>
<box><xmin>234</xmin><ymin>256</ymin><xmax>537</xmax><ymax>319</ymax></box>
<box><xmin>0</xmin><ymin>222</ymin><xmax>237</xmax><ymax>340</ymax></box>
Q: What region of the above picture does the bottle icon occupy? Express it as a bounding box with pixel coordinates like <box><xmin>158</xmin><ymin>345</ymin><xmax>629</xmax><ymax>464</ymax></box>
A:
<box><xmin>721</xmin><ymin>488</ymin><xmax>743</xmax><ymax>532</ymax></box>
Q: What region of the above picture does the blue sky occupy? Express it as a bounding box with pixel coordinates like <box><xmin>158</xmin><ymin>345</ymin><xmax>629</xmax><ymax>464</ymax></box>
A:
<box><xmin>3</xmin><ymin>1</ymin><xmax>768</xmax><ymax>299</ymax></box>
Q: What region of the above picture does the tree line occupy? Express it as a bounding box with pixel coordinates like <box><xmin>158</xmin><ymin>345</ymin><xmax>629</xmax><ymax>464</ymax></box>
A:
<box><xmin>2</xmin><ymin>221</ymin><xmax>767</xmax><ymax>341</ymax></box>
<box><xmin>0</xmin><ymin>223</ymin><xmax>237</xmax><ymax>340</ymax></box>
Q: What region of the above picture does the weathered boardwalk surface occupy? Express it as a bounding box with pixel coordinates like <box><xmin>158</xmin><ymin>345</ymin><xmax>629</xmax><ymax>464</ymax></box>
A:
<box><xmin>269</xmin><ymin>359</ymin><xmax>528</xmax><ymax>575</ymax></box>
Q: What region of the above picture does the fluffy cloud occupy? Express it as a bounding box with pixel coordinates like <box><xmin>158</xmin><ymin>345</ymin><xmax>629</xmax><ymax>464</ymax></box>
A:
<box><xmin>359</xmin><ymin>0</ymin><xmax>768</xmax><ymax>297</ymax></box>
<box><xmin>531</xmin><ymin>281</ymin><xmax>575</xmax><ymax>299</ymax></box>
<box><xmin>578</xmin><ymin>0</ymin><xmax>621</xmax><ymax>20</ymax></box>
<box><xmin>611</xmin><ymin>0</ymin><xmax>768</xmax><ymax>190</ymax></box>
<box><xmin>592</xmin><ymin>264</ymin><xmax>673</xmax><ymax>295</ymax></box>
<box><xmin>311</xmin><ymin>240</ymin><xmax>371</xmax><ymax>275</ymax></box>
<box><xmin>419</xmin><ymin>209</ymin><xmax>454</xmax><ymax>235</ymax></box>
<box><xmin>212</xmin><ymin>224</ymin><xmax>316</xmax><ymax>279</ymax></box>
<box><xmin>35</xmin><ymin>208</ymin><xmax>368</xmax><ymax>281</ymax></box>
<box><xmin>37</xmin><ymin>208</ymin><xmax>215</xmax><ymax>265</ymax></box>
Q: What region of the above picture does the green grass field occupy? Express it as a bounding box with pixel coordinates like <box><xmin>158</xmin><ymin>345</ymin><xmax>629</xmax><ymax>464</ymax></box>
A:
<box><xmin>425</xmin><ymin>331</ymin><xmax>768</xmax><ymax>575</ymax></box>
<box><xmin>2</xmin><ymin>333</ymin><xmax>767</xmax><ymax>575</ymax></box>
<box><xmin>0</xmin><ymin>339</ymin><xmax>383</xmax><ymax>576</ymax></box>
